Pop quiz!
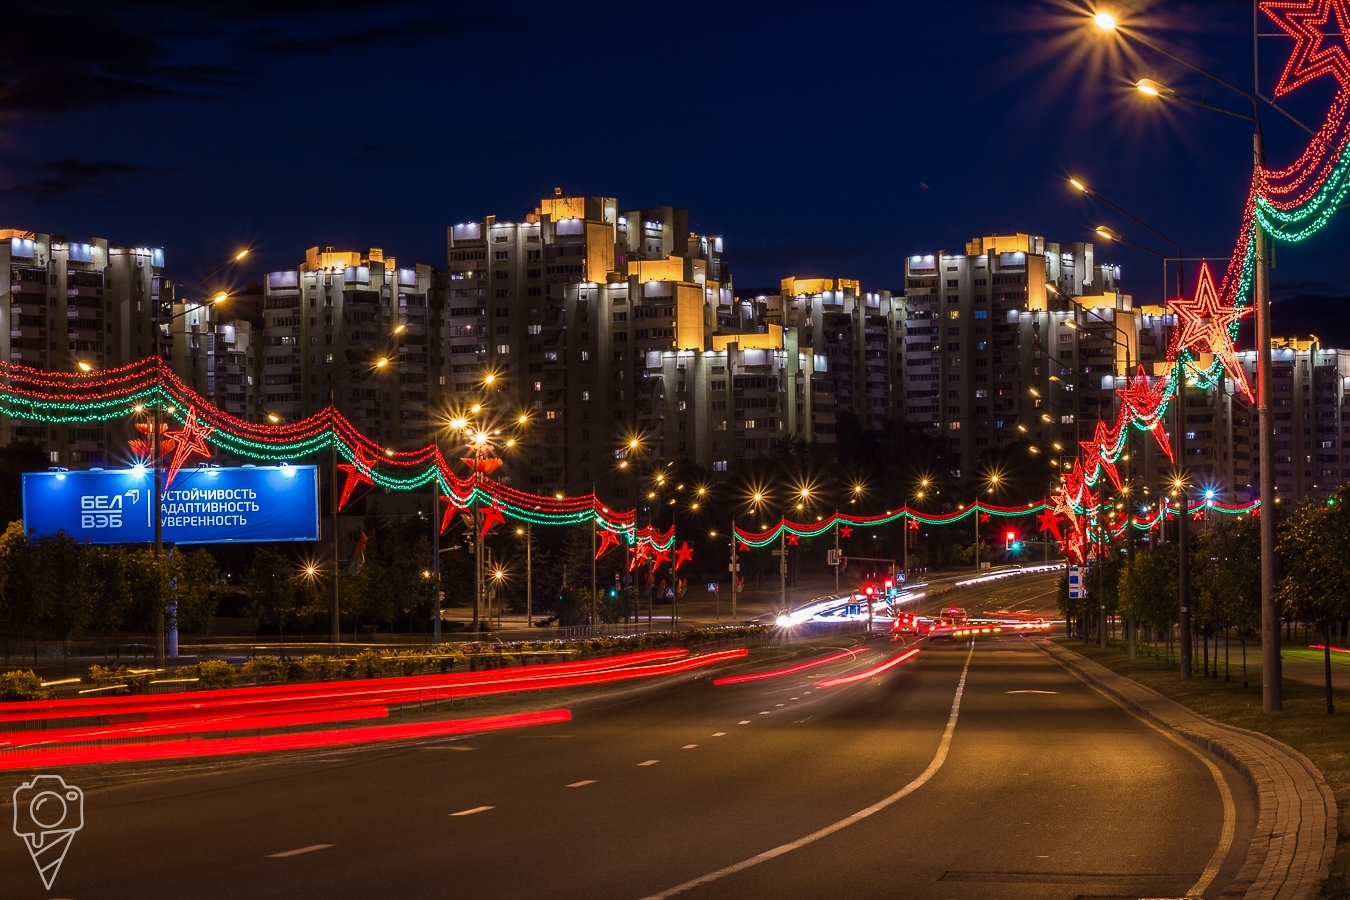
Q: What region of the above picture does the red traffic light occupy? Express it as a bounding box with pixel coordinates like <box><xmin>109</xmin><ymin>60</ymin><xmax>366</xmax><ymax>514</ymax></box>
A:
<box><xmin>864</xmin><ymin>586</ymin><xmax>875</xmax><ymax>596</ymax></box>
<box><xmin>1005</xmin><ymin>531</ymin><xmax>1015</xmax><ymax>541</ymax></box>
<box><xmin>884</xmin><ymin>579</ymin><xmax>894</xmax><ymax>589</ymax></box>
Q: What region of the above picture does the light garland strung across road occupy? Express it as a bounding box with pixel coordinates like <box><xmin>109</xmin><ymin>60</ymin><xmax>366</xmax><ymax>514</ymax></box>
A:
<box><xmin>0</xmin><ymin>358</ymin><xmax>671</xmax><ymax>544</ymax></box>
<box><xmin>1049</xmin><ymin>0</ymin><xmax>1350</xmax><ymax>563</ymax></box>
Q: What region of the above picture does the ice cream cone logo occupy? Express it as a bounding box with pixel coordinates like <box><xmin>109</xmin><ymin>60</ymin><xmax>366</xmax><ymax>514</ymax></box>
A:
<box><xmin>13</xmin><ymin>774</ymin><xmax>83</xmax><ymax>890</ymax></box>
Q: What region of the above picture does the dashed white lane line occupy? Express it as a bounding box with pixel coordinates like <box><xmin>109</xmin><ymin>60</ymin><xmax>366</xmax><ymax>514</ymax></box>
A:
<box><xmin>758</xmin><ymin>711</ymin><xmax>770</xmax><ymax>715</ymax></box>
<box><xmin>268</xmin><ymin>844</ymin><xmax>333</xmax><ymax>858</ymax></box>
<box><xmin>775</xmin><ymin>703</ymin><xmax>785</xmax><ymax>707</ymax></box>
<box><xmin>737</xmin><ymin>720</ymin><xmax>751</xmax><ymax>725</ymax></box>
<box><xmin>712</xmin><ymin>732</ymin><xmax>726</xmax><ymax>737</ymax></box>
<box><xmin>639</xmin><ymin>759</ymin><xmax>660</xmax><ymax>766</ymax></box>
<box><xmin>790</xmin><ymin>697</ymin><xmax>799</xmax><ymax>700</ymax></box>
<box><xmin>566</xmin><ymin>780</ymin><xmax>596</xmax><ymax>788</ymax></box>
<box><xmin>682</xmin><ymin>744</ymin><xmax>698</xmax><ymax>749</ymax></box>
<box><xmin>451</xmin><ymin>806</ymin><xmax>494</xmax><ymax>817</ymax></box>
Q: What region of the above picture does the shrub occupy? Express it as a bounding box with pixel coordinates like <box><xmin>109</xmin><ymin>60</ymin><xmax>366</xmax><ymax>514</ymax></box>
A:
<box><xmin>195</xmin><ymin>659</ymin><xmax>236</xmax><ymax>689</ymax></box>
<box><xmin>0</xmin><ymin>670</ymin><xmax>51</xmax><ymax>701</ymax></box>
<box><xmin>86</xmin><ymin>664</ymin><xmax>152</xmax><ymax>693</ymax></box>
<box><xmin>241</xmin><ymin>657</ymin><xmax>290</xmax><ymax>684</ymax></box>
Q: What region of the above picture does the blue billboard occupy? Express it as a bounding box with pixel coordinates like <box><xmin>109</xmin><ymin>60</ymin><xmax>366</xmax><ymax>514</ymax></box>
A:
<box><xmin>22</xmin><ymin>466</ymin><xmax>320</xmax><ymax>544</ymax></box>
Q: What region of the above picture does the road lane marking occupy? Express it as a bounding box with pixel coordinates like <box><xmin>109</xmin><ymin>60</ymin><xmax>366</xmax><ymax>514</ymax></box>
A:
<box><xmin>758</xmin><ymin>711</ymin><xmax>770</xmax><ymax>715</ymax></box>
<box><xmin>639</xmin><ymin>643</ymin><xmax>975</xmax><ymax>900</ymax></box>
<box><xmin>1040</xmin><ymin>646</ymin><xmax>1236</xmax><ymax>899</ymax></box>
<box><xmin>775</xmin><ymin>703</ymin><xmax>785</xmax><ymax>707</ymax></box>
<box><xmin>682</xmin><ymin>744</ymin><xmax>698</xmax><ymax>749</ymax></box>
<box><xmin>737</xmin><ymin>720</ymin><xmax>750</xmax><ymax>725</ymax></box>
<box><xmin>1006</xmin><ymin>690</ymin><xmax>1058</xmax><ymax>694</ymax></box>
<box><xmin>450</xmin><ymin>806</ymin><xmax>493</xmax><ymax>816</ymax></box>
<box><xmin>268</xmin><ymin>844</ymin><xmax>333</xmax><ymax>858</ymax></box>
<box><xmin>566</xmin><ymin>780</ymin><xmax>595</xmax><ymax>788</ymax></box>
<box><xmin>712</xmin><ymin>732</ymin><xmax>726</xmax><ymax>737</ymax></box>
<box><xmin>639</xmin><ymin>759</ymin><xmax>660</xmax><ymax>766</ymax></box>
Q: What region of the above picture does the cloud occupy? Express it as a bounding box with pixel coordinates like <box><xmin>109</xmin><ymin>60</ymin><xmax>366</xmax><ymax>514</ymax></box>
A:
<box><xmin>0</xmin><ymin>2</ymin><xmax>495</xmax><ymax>115</ymax></box>
<box><xmin>5</xmin><ymin>157</ymin><xmax>165</xmax><ymax>200</ymax></box>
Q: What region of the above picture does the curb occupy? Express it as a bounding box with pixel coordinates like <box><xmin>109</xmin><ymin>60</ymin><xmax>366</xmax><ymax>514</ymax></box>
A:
<box><xmin>1040</xmin><ymin>640</ymin><xmax>1337</xmax><ymax>900</ymax></box>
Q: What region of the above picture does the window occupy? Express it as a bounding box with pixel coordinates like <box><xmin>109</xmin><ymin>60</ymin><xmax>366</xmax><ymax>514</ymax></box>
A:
<box><xmin>581</xmin><ymin>391</ymin><xmax>589</xmax><ymax>401</ymax></box>
<box><xmin>527</xmin><ymin>324</ymin><xmax>541</xmax><ymax>335</ymax></box>
<box><xmin>533</xmin><ymin>381</ymin><xmax>542</xmax><ymax>391</ymax></box>
<box><xmin>613</xmin><ymin>312</ymin><xmax>627</xmax><ymax>322</ymax></box>
<box><xmin>974</xmin><ymin>310</ymin><xmax>987</xmax><ymax>319</ymax></box>
<box><xmin>949</xmin><ymin>310</ymin><xmax>960</xmax><ymax>319</ymax></box>
<box><xmin>494</xmin><ymin>250</ymin><xmax>508</xmax><ymax>260</ymax></box>
<box><xmin>580</xmin><ymin>351</ymin><xmax>589</xmax><ymax>361</ymax></box>
<box><xmin>948</xmin><ymin>421</ymin><xmax>961</xmax><ymax>430</ymax></box>
<box><xmin>546</xmin><ymin>411</ymin><xmax>557</xmax><ymax>419</ymax></box>
<box><xmin>713</xmin><ymin>461</ymin><xmax>728</xmax><ymax>472</ymax></box>
<box><xmin>496</xmin><ymin>344</ymin><xmax>510</xmax><ymax>354</ymax></box>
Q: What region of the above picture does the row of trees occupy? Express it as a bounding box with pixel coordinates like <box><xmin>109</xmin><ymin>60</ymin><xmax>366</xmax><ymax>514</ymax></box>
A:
<box><xmin>1060</xmin><ymin>483</ymin><xmax>1350</xmax><ymax>712</ymax></box>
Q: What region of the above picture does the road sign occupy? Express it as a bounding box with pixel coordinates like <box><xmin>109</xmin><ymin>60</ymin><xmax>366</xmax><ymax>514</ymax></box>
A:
<box><xmin>727</xmin><ymin>563</ymin><xmax>740</xmax><ymax>572</ymax></box>
<box><xmin>1068</xmin><ymin>565</ymin><xmax>1086</xmax><ymax>599</ymax></box>
<box><xmin>23</xmin><ymin>465</ymin><xmax>320</xmax><ymax>544</ymax></box>
<box><xmin>707</xmin><ymin>582</ymin><xmax>719</xmax><ymax>593</ymax></box>
<box><xmin>827</xmin><ymin>549</ymin><xmax>841</xmax><ymax>566</ymax></box>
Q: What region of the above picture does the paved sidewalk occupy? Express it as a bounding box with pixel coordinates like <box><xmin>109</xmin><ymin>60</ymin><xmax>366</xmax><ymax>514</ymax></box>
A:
<box><xmin>1041</xmin><ymin>640</ymin><xmax>1337</xmax><ymax>900</ymax></box>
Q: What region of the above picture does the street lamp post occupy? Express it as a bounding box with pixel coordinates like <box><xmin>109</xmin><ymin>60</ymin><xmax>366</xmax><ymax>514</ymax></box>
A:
<box><xmin>1094</xmin><ymin>4</ymin><xmax>1283</xmax><ymax>708</ymax></box>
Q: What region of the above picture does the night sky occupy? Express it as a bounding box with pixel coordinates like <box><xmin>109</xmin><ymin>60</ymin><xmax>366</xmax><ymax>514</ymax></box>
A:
<box><xmin>3</xmin><ymin>1</ymin><xmax>1349</xmax><ymax>340</ymax></box>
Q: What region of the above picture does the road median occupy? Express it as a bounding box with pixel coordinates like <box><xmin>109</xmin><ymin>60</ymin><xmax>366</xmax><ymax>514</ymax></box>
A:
<box><xmin>1041</xmin><ymin>639</ymin><xmax>1337</xmax><ymax>900</ymax></box>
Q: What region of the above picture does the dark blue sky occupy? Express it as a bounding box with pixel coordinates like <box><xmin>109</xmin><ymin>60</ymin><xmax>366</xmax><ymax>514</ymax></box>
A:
<box><xmin>3</xmin><ymin>0</ymin><xmax>1348</xmax><ymax>329</ymax></box>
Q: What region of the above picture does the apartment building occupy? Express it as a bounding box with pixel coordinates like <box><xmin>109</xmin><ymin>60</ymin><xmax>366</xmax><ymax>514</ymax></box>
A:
<box><xmin>0</xmin><ymin>230</ymin><xmax>170</xmax><ymax>464</ymax></box>
<box><xmin>1235</xmin><ymin>338</ymin><xmax>1350</xmax><ymax>504</ymax></box>
<box><xmin>258</xmin><ymin>247</ymin><xmax>438</xmax><ymax>447</ymax></box>
<box><xmin>445</xmin><ymin>194</ymin><xmax>731</xmax><ymax>502</ymax></box>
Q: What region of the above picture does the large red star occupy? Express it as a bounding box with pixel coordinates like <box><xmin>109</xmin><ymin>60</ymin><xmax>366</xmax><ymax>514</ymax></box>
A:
<box><xmin>162</xmin><ymin>408</ymin><xmax>214</xmax><ymax>487</ymax></box>
<box><xmin>336</xmin><ymin>449</ymin><xmax>378</xmax><ymax>511</ymax></box>
<box><xmin>1262</xmin><ymin>0</ymin><xmax>1350</xmax><ymax>95</ymax></box>
<box><xmin>673</xmin><ymin>541</ymin><xmax>693</xmax><ymax>571</ymax></box>
<box><xmin>1169</xmin><ymin>263</ymin><xmax>1254</xmax><ymax>400</ymax></box>
<box><xmin>629</xmin><ymin>542</ymin><xmax>652</xmax><ymax>572</ymax></box>
<box><xmin>1036</xmin><ymin>508</ymin><xmax>1062</xmax><ymax>540</ymax></box>
<box><xmin>839</xmin><ymin>525</ymin><xmax>853</xmax><ymax>538</ymax></box>
<box><xmin>1080</xmin><ymin>419</ymin><xmax>1123</xmax><ymax>492</ymax></box>
<box><xmin>650</xmin><ymin>546</ymin><xmax>673</xmax><ymax>573</ymax></box>
<box><xmin>978</xmin><ymin>512</ymin><xmax>991</xmax><ymax>523</ymax></box>
<box><xmin>787</xmin><ymin>533</ymin><xmax>800</xmax><ymax>545</ymax></box>
<box><xmin>595</xmin><ymin>527</ymin><xmax>620</xmax><ymax>560</ymax></box>
<box><xmin>478</xmin><ymin>503</ymin><xmax>506</xmax><ymax>540</ymax></box>
<box><xmin>1120</xmin><ymin>366</ymin><xmax>1175</xmax><ymax>462</ymax></box>
<box><xmin>438</xmin><ymin>495</ymin><xmax>458</xmax><ymax>534</ymax></box>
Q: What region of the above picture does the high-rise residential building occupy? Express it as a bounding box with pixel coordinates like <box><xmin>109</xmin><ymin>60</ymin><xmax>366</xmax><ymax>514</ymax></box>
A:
<box><xmin>1238</xmin><ymin>337</ymin><xmax>1350</xmax><ymax>504</ymax></box>
<box><xmin>0</xmin><ymin>230</ymin><xmax>170</xmax><ymax>464</ymax></box>
<box><xmin>446</xmin><ymin>194</ymin><xmax>731</xmax><ymax>503</ymax></box>
<box><xmin>258</xmin><ymin>247</ymin><xmax>437</xmax><ymax>446</ymax></box>
<box><xmin>903</xmin><ymin>234</ymin><xmax>1128</xmax><ymax>480</ymax></box>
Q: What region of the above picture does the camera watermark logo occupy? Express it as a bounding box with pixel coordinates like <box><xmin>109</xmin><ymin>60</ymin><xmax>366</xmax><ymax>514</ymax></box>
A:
<box><xmin>13</xmin><ymin>775</ymin><xmax>83</xmax><ymax>890</ymax></box>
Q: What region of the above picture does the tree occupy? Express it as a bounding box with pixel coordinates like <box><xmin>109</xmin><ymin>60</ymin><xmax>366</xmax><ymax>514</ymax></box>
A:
<box><xmin>170</xmin><ymin>548</ymin><xmax>220</xmax><ymax>635</ymax></box>
<box><xmin>247</xmin><ymin>548</ymin><xmax>297</xmax><ymax>641</ymax></box>
<box><xmin>1192</xmin><ymin>519</ymin><xmax>1261</xmax><ymax>685</ymax></box>
<box><xmin>1277</xmin><ymin>488</ymin><xmax>1350</xmax><ymax>714</ymax></box>
<box><xmin>1122</xmin><ymin>542</ymin><xmax>1179</xmax><ymax>661</ymax></box>
<box><xmin>11</xmin><ymin>532</ymin><xmax>93</xmax><ymax>672</ymax></box>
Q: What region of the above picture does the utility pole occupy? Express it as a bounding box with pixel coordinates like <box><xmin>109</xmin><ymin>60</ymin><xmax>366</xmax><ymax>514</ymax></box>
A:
<box><xmin>590</xmin><ymin>485</ymin><xmax>597</xmax><ymax>635</ymax></box>
<box><xmin>1254</xmin><ymin>131</ymin><xmax>1281</xmax><ymax>711</ymax></box>
<box><xmin>1178</xmin><ymin>353</ymin><xmax>1191</xmax><ymax>678</ymax></box>
<box><xmin>833</xmin><ymin>512</ymin><xmax>840</xmax><ymax>595</ymax></box>
<box><xmin>153</xmin><ymin>316</ymin><xmax>164</xmax><ymax>669</ymax></box>
<box><xmin>778</xmin><ymin>529</ymin><xmax>787</xmax><ymax>616</ymax></box>
<box><xmin>431</xmin><ymin>482</ymin><xmax>440</xmax><ymax>646</ymax></box>
<box><xmin>730</xmin><ymin>517</ymin><xmax>739</xmax><ymax>621</ymax></box>
<box><xmin>525</xmin><ymin>523</ymin><xmax>533</xmax><ymax>628</ymax></box>
<box><xmin>973</xmin><ymin>502</ymin><xmax>980</xmax><ymax>573</ymax></box>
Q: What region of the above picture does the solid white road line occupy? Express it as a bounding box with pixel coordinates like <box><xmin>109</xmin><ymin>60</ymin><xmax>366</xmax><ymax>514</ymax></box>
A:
<box><xmin>638</xmin><ymin>759</ymin><xmax>660</xmax><ymax>766</ymax></box>
<box><xmin>566</xmin><ymin>780</ymin><xmax>596</xmax><ymax>788</ymax></box>
<box><xmin>267</xmin><ymin>844</ymin><xmax>334</xmax><ymax>858</ymax></box>
<box><xmin>1046</xmin><ymin>650</ymin><xmax>1236</xmax><ymax>899</ymax></box>
<box><xmin>450</xmin><ymin>806</ymin><xmax>494</xmax><ymax>817</ymax></box>
<box><xmin>638</xmin><ymin>643</ymin><xmax>975</xmax><ymax>900</ymax></box>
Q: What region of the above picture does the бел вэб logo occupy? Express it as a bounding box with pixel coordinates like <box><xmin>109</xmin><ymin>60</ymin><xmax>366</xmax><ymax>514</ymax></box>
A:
<box><xmin>13</xmin><ymin>775</ymin><xmax>84</xmax><ymax>890</ymax></box>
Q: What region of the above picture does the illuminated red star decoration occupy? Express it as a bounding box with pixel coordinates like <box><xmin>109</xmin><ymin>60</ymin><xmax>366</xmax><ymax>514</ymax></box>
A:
<box><xmin>839</xmin><ymin>525</ymin><xmax>853</xmax><ymax>538</ymax></box>
<box><xmin>1119</xmin><ymin>366</ymin><xmax>1175</xmax><ymax>462</ymax></box>
<box><xmin>1192</xmin><ymin>504</ymin><xmax>1206</xmax><ymax>521</ymax></box>
<box><xmin>907</xmin><ymin>518</ymin><xmax>919</xmax><ymax>531</ymax></box>
<box><xmin>737</xmin><ymin>540</ymin><xmax>750</xmax><ymax>552</ymax></box>
<box><xmin>438</xmin><ymin>495</ymin><xmax>459</xmax><ymax>534</ymax></box>
<box><xmin>479</xmin><ymin>503</ymin><xmax>506</xmax><ymax>540</ymax></box>
<box><xmin>1168</xmin><ymin>263</ymin><xmax>1254</xmax><ymax>400</ymax></box>
<box><xmin>1081</xmin><ymin>419</ymin><xmax>1123</xmax><ymax>492</ymax></box>
<box><xmin>162</xmin><ymin>408</ymin><xmax>214</xmax><ymax>486</ymax></box>
<box><xmin>629</xmin><ymin>541</ymin><xmax>652</xmax><ymax>572</ymax></box>
<box><xmin>1251</xmin><ymin>505</ymin><xmax>1262</xmax><ymax>518</ymax></box>
<box><xmin>787</xmin><ymin>533</ymin><xmax>800</xmax><ymax>545</ymax></box>
<box><xmin>1036</xmin><ymin>508</ymin><xmax>1063</xmax><ymax>540</ymax></box>
<box><xmin>337</xmin><ymin>449</ymin><xmax>378</xmax><ymax>511</ymax></box>
<box><xmin>1262</xmin><ymin>0</ymin><xmax>1350</xmax><ymax>95</ymax></box>
<box><xmin>673</xmin><ymin>541</ymin><xmax>693</xmax><ymax>571</ymax></box>
<box><xmin>595</xmin><ymin>527</ymin><xmax>620</xmax><ymax>560</ymax></box>
<box><xmin>978</xmin><ymin>512</ymin><xmax>990</xmax><ymax>524</ymax></box>
<box><xmin>649</xmin><ymin>546</ymin><xmax>673</xmax><ymax>572</ymax></box>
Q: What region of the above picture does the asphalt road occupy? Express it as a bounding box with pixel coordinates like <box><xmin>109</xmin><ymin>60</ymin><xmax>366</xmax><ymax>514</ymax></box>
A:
<box><xmin>0</xmin><ymin>573</ymin><xmax>1257</xmax><ymax>900</ymax></box>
